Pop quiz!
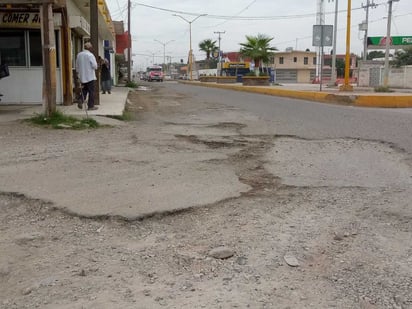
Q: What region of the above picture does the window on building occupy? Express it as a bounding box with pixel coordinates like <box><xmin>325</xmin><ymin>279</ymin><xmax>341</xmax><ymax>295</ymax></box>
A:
<box><xmin>29</xmin><ymin>30</ymin><xmax>42</xmax><ymax>66</ymax></box>
<box><xmin>0</xmin><ymin>29</ymin><xmax>59</xmax><ymax>67</ymax></box>
<box><xmin>279</xmin><ymin>57</ymin><xmax>284</xmax><ymax>64</ymax></box>
<box><xmin>313</xmin><ymin>57</ymin><xmax>317</xmax><ymax>65</ymax></box>
<box><xmin>293</xmin><ymin>57</ymin><xmax>297</xmax><ymax>63</ymax></box>
<box><xmin>304</xmin><ymin>57</ymin><xmax>308</xmax><ymax>65</ymax></box>
<box><xmin>0</xmin><ymin>30</ymin><xmax>26</xmax><ymax>66</ymax></box>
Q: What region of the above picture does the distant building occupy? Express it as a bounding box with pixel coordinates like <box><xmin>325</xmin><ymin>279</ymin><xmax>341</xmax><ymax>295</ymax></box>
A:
<box><xmin>272</xmin><ymin>50</ymin><xmax>317</xmax><ymax>83</ymax></box>
<box><xmin>113</xmin><ymin>21</ymin><xmax>131</xmax><ymax>83</ymax></box>
<box><xmin>222</xmin><ymin>52</ymin><xmax>251</xmax><ymax>63</ymax></box>
<box><xmin>272</xmin><ymin>50</ymin><xmax>358</xmax><ymax>84</ymax></box>
<box><xmin>219</xmin><ymin>49</ymin><xmax>358</xmax><ymax>83</ymax></box>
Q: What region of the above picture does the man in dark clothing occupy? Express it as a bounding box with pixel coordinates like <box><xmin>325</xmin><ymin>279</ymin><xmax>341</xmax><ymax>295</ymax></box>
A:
<box><xmin>100</xmin><ymin>59</ymin><xmax>111</xmax><ymax>94</ymax></box>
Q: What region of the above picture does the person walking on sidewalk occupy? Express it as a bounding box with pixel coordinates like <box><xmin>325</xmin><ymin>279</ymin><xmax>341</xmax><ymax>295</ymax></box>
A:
<box><xmin>76</xmin><ymin>42</ymin><xmax>98</xmax><ymax>110</ymax></box>
<box><xmin>100</xmin><ymin>58</ymin><xmax>111</xmax><ymax>94</ymax></box>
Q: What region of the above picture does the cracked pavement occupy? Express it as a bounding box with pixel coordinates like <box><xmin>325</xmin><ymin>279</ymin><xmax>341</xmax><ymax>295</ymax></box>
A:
<box><xmin>0</xmin><ymin>83</ymin><xmax>411</xmax><ymax>308</ymax></box>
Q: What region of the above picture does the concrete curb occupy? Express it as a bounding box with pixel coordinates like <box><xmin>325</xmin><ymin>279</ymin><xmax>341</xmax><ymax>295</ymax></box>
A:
<box><xmin>353</xmin><ymin>95</ymin><xmax>412</xmax><ymax>108</ymax></box>
<box><xmin>179</xmin><ymin>81</ymin><xmax>412</xmax><ymax>108</ymax></box>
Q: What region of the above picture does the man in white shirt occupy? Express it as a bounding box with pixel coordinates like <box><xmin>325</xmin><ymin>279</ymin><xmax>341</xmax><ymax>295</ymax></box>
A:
<box><xmin>76</xmin><ymin>42</ymin><xmax>98</xmax><ymax>110</ymax></box>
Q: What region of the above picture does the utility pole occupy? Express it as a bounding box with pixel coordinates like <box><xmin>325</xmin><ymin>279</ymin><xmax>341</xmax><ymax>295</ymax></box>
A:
<box><xmin>40</xmin><ymin>1</ymin><xmax>57</xmax><ymax>116</ymax></box>
<box><xmin>90</xmin><ymin>0</ymin><xmax>99</xmax><ymax>104</ymax></box>
<box><xmin>214</xmin><ymin>31</ymin><xmax>225</xmax><ymax>76</ymax></box>
<box><xmin>166</xmin><ymin>56</ymin><xmax>171</xmax><ymax>76</ymax></box>
<box><xmin>127</xmin><ymin>0</ymin><xmax>132</xmax><ymax>82</ymax></box>
<box><xmin>362</xmin><ymin>0</ymin><xmax>377</xmax><ymax>61</ymax></box>
<box><xmin>329</xmin><ymin>0</ymin><xmax>339</xmax><ymax>86</ymax></box>
<box><xmin>383</xmin><ymin>0</ymin><xmax>400</xmax><ymax>87</ymax></box>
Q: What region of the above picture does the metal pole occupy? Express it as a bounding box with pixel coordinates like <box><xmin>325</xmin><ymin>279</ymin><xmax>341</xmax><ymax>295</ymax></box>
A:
<box><xmin>362</xmin><ymin>0</ymin><xmax>377</xmax><ymax>60</ymax></box>
<box><xmin>363</xmin><ymin>0</ymin><xmax>370</xmax><ymax>61</ymax></box>
<box><xmin>383</xmin><ymin>0</ymin><xmax>399</xmax><ymax>87</ymax></box>
<box><xmin>189</xmin><ymin>22</ymin><xmax>193</xmax><ymax>80</ymax></box>
<box><xmin>340</xmin><ymin>0</ymin><xmax>353</xmax><ymax>91</ymax></box>
<box><xmin>331</xmin><ymin>0</ymin><xmax>338</xmax><ymax>86</ymax></box>
<box><xmin>154</xmin><ymin>40</ymin><xmax>174</xmax><ymax>72</ymax></box>
<box><xmin>214</xmin><ymin>31</ymin><xmax>225</xmax><ymax>76</ymax></box>
<box><xmin>127</xmin><ymin>0</ymin><xmax>131</xmax><ymax>82</ymax></box>
<box><xmin>316</xmin><ymin>0</ymin><xmax>325</xmax><ymax>82</ymax></box>
<box><xmin>218</xmin><ymin>34</ymin><xmax>221</xmax><ymax>75</ymax></box>
<box><xmin>320</xmin><ymin>26</ymin><xmax>324</xmax><ymax>91</ymax></box>
<box><xmin>163</xmin><ymin>45</ymin><xmax>165</xmax><ymax>70</ymax></box>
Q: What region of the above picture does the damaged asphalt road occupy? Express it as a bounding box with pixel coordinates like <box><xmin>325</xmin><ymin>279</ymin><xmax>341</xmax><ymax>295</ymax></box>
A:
<box><xmin>0</xmin><ymin>82</ymin><xmax>411</xmax><ymax>308</ymax></box>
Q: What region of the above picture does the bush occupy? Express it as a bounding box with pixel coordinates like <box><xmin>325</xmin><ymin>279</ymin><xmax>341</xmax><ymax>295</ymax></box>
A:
<box><xmin>125</xmin><ymin>80</ymin><xmax>138</xmax><ymax>88</ymax></box>
<box><xmin>28</xmin><ymin>111</ymin><xmax>99</xmax><ymax>129</ymax></box>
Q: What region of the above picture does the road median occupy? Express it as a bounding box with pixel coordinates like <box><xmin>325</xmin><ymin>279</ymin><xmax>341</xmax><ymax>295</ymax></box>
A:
<box><xmin>179</xmin><ymin>81</ymin><xmax>412</xmax><ymax>108</ymax></box>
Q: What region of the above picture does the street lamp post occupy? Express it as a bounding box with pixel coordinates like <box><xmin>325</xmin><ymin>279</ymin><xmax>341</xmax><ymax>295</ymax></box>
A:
<box><xmin>154</xmin><ymin>39</ymin><xmax>175</xmax><ymax>74</ymax></box>
<box><xmin>144</xmin><ymin>51</ymin><xmax>159</xmax><ymax>65</ymax></box>
<box><xmin>383</xmin><ymin>0</ymin><xmax>400</xmax><ymax>87</ymax></box>
<box><xmin>173</xmin><ymin>14</ymin><xmax>207</xmax><ymax>80</ymax></box>
<box><xmin>214</xmin><ymin>31</ymin><xmax>225</xmax><ymax>76</ymax></box>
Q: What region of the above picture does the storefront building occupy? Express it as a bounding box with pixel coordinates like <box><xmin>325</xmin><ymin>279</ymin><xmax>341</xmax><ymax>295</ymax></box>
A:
<box><xmin>0</xmin><ymin>0</ymin><xmax>115</xmax><ymax>105</ymax></box>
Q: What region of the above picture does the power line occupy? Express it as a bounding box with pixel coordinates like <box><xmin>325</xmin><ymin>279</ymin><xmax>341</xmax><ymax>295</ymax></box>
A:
<box><xmin>361</xmin><ymin>1</ymin><xmax>378</xmax><ymax>60</ymax></box>
<box><xmin>211</xmin><ymin>0</ymin><xmax>257</xmax><ymax>27</ymax></box>
<box><xmin>273</xmin><ymin>11</ymin><xmax>411</xmax><ymax>49</ymax></box>
<box><xmin>110</xmin><ymin>3</ymin><xmax>128</xmax><ymax>20</ymax></box>
<box><xmin>114</xmin><ymin>0</ymin><xmax>126</xmax><ymax>20</ymax></box>
<box><xmin>131</xmin><ymin>1</ymin><xmax>387</xmax><ymax>21</ymax></box>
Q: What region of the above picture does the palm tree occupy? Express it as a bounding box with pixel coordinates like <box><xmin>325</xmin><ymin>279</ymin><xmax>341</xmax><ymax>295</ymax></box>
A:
<box><xmin>199</xmin><ymin>39</ymin><xmax>218</xmax><ymax>69</ymax></box>
<box><xmin>199</xmin><ymin>39</ymin><xmax>218</xmax><ymax>60</ymax></box>
<box><xmin>239</xmin><ymin>34</ymin><xmax>277</xmax><ymax>76</ymax></box>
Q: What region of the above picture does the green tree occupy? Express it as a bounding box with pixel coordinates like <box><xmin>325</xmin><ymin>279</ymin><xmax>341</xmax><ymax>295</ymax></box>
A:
<box><xmin>199</xmin><ymin>39</ymin><xmax>218</xmax><ymax>60</ymax></box>
<box><xmin>367</xmin><ymin>50</ymin><xmax>385</xmax><ymax>60</ymax></box>
<box><xmin>239</xmin><ymin>34</ymin><xmax>277</xmax><ymax>76</ymax></box>
<box><xmin>336</xmin><ymin>58</ymin><xmax>345</xmax><ymax>78</ymax></box>
<box><xmin>392</xmin><ymin>47</ymin><xmax>412</xmax><ymax>67</ymax></box>
<box><xmin>199</xmin><ymin>39</ymin><xmax>218</xmax><ymax>69</ymax></box>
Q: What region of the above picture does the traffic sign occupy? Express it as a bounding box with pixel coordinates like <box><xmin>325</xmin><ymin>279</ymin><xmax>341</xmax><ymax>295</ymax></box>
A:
<box><xmin>313</xmin><ymin>25</ymin><xmax>333</xmax><ymax>47</ymax></box>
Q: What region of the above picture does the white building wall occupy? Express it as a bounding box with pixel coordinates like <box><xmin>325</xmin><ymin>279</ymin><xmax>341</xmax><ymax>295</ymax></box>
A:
<box><xmin>0</xmin><ymin>68</ymin><xmax>62</xmax><ymax>104</ymax></box>
<box><xmin>387</xmin><ymin>66</ymin><xmax>412</xmax><ymax>89</ymax></box>
<box><xmin>406</xmin><ymin>66</ymin><xmax>412</xmax><ymax>88</ymax></box>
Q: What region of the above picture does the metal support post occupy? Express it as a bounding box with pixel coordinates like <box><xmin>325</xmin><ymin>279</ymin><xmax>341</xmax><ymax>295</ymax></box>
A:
<box><xmin>383</xmin><ymin>0</ymin><xmax>400</xmax><ymax>87</ymax></box>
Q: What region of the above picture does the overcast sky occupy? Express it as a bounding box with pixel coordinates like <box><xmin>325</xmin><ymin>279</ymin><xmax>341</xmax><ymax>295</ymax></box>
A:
<box><xmin>106</xmin><ymin>0</ymin><xmax>412</xmax><ymax>70</ymax></box>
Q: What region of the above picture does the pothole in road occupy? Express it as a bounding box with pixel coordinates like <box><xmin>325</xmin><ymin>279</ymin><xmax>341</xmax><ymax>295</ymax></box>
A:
<box><xmin>175</xmin><ymin>132</ymin><xmax>280</xmax><ymax>195</ymax></box>
<box><xmin>175</xmin><ymin>134</ymin><xmax>248</xmax><ymax>149</ymax></box>
<box><xmin>265</xmin><ymin>137</ymin><xmax>412</xmax><ymax>189</ymax></box>
<box><xmin>208</xmin><ymin>122</ymin><xmax>247</xmax><ymax>131</ymax></box>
